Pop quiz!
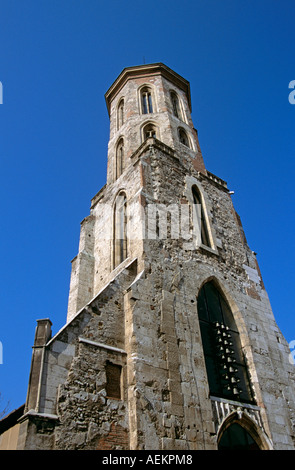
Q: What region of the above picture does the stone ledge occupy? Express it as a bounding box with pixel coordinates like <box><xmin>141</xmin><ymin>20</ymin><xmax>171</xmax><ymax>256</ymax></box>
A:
<box><xmin>130</xmin><ymin>137</ymin><xmax>178</xmax><ymax>165</ymax></box>
<box><xmin>18</xmin><ymin>409</ymin><xmax>59</xmax><ymax>424</ymax></box>
<box><xmin>78</xmin><ymin>337</ymin><xmax>127</xmax><ymax>355</ymax></box>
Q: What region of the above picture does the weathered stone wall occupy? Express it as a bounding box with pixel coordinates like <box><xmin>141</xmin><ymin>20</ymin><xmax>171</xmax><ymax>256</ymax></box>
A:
<box><xmin>67</xmin><ymin>215</ymin><xmax>95</xmax><ymax>319</ymax></box>
<box><xmin>20</xmin><ymin>263</ymin><xmax>137</xmax><ymax>449</ymax></box>
<box><xmin>63</xmin><ymin>136</ymin><xmax>295</xmax><ymax>450</ymax></box>
<box><xmin>55</xmin><ymin>340</ymin><xmax>128</xmax><ymax>450</ymax></box>
<box><xmin>126</xmin><ymin>143</ymin><xmax>295</xmax><ymax>449</ymax></box>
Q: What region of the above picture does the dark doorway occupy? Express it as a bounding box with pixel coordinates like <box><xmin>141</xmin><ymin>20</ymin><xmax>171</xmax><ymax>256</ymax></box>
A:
<box><xmin>218</xmin><ymin>423</ymin><xmax>260</xmax><ymax>450</ymax></box>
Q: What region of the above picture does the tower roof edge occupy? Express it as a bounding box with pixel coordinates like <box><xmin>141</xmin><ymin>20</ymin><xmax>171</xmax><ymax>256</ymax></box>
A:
<box><xmin>104</xmin><ymin>63</ymin><xmax>192</xmax><ymax>115</ymax></box>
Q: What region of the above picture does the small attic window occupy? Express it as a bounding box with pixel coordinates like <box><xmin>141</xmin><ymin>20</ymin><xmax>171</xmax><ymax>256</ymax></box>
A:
<box><xmin>178</xmin><ymin>128</ymin><xmax>190</xmax><ymax>147</ymax></box>
<box><xmin>143</xmin><ymin>122</ymin><xmax>157</xmax><ymax>140</ymax></box>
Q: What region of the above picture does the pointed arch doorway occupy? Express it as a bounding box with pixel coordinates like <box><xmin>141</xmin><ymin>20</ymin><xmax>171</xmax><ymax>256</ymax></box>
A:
<box><xmin>216</xmin><ymin>407</ymin><xmax>272</xmax><ymax>450</ymax></box>
<box><xmin>197</xmin><ymin>280</ymin><xmax>255</xmax><ymax>404</ymax></box>
<box><xmin>218</xmin><ymin>422</ymin><xmax>260</xmax><ymax>450</ymax></box>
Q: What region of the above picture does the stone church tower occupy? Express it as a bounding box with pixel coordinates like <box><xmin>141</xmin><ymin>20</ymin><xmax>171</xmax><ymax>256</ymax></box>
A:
<box><xmin>2</xmin><ymin>63</ymin><xmax>295</xmax><ymax>450</ymax></box>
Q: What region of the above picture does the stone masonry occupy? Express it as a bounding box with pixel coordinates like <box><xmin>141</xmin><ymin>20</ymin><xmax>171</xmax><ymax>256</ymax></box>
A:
<box><xmin>6</xmin><ymin>63</ymin><xmax>295</xmax><ymax>450</ymax></box>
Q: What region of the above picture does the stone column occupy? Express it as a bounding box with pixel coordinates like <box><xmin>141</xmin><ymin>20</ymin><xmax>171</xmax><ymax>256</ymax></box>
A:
<box><xmin>25</xmin><ymin>318</ymin><xmax>52</xmax><ymax>413</ymax></box>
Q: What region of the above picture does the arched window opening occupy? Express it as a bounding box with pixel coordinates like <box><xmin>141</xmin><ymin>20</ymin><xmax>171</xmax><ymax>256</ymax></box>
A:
<box><xmin>117</xmin><ymin>99</ymin><xmax>124</xmax><ymax>129</ymax></box>
<box><xmin>192</xmin><ymin>186</ymin><xmax>211</xmax><ymax>247</ymax></box>
<box><xmin>141</xmin><ymin>87</ymin><xmax>153</xmax><ymax>114</ymax></box>
<box><xmin>143</xmin><ymin>123</ymin><xmax>157</xmax><ymax>140</ymax></box>
<box><xmin>197</xmin><ymin>281</ymin><xmax>255</xmax><ymax>404</ymax></box>
<box><xmin>116</xmin><ymin>139</ymin><xmax>124</xmax><ymax>179</ymax></box>
<box><xmin>113</xmin><ymin>193</ymin><xmax>127</xmax><ymax>268</ymax></box>
<box><xmin>178</xmin><ymin>128</ymin><xmax>190</xmax><ymax>147</ymax></box>
<box><xmin>218</xmin><ymin>423</ymin><xmax>260</xmax><ymax>450</ymax></box>
<box><xmin>170</xmin><ymin>91</ymin><xmax>182</xmax><ymax>120</ymax></box>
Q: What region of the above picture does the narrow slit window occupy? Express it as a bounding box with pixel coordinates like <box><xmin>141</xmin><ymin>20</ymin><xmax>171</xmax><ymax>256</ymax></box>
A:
<box><xmin>192</xmin><ymin>186</ymin><xmax>211</xmax><ymax>247</ymax></box>
<box><xmin>116</xmin><ymin>139</ymin><xmax>124</xmax><ymax>179</ymax></box>
<box><xmin>148</xmin><ymin>93</ymin><xmax>153</xmax><ymax>113</ymax></box>
<box><xmin>141</xmin><ymin>87</ymin><xmax>153</xmax><ymax>114</ymax></box>
<box><xmin>117</xmin><ymin>99</ymin><xmax>124</xmax><ymax>129</ymax></box>
<box><xmin>113</xmin><ymin>192</ymin><xmax>127</xmax><ymax>267</ymax></box>
<box><xmin>170</xmin><ymin>91</ymin><xmax>182</xmax><ymax>120</ymax></box>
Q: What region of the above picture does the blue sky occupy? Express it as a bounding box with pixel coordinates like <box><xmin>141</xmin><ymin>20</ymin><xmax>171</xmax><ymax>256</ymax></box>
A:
<box><xmin>0</xmin><ymin>0</ymin><xmax>294</xmax><ymax>413</ymax></box>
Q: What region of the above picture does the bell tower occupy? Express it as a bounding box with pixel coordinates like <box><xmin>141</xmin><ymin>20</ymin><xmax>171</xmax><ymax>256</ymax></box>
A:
<box><xmin>104</xmin><ymin>63</ymin><xmax>206</xmax><ymax>184</ymax></box>
<box><xmin>13</xmin><ymin>64</ymin><xmax>295</xmax><ymax>451</ymax></box>
<box><xmin>66</xmin><ymin>64</ymin><xmax>210</xmax><ymax>322</ymax></box>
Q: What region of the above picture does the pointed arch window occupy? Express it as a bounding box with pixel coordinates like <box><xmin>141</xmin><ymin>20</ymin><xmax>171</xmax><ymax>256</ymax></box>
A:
<box><xmin>143</xmin><ymin>123</ymin><xmax>157</xmax><ymax>140</ymax></box>
<box><xmin>178</xmin><ymin>128</ymin><xmax>190</xmax><ymax>147</ymax></box>
<box><xmin>141</xmin><ymin>87</ymin><xmax>153</xmax><ymax>114</ymax></box>
<box><xmin>116</xmin><ymin>139</ymin><xmax>124</xmax><ymax>179</ymax></box>
<box><xmin>113</xmin><ymin>192</ymin><xmax>127</xmax><ymax>267</ymax></box>
<box><xmin>192</xmin><ymin>185</ymin><xmax>211</xmax><ymax>248</ymax></box>
<box><xmin>117</xmin><ymin>99</ymin><xmax>124</xmax><ymax>129</ymax></box>
<box><xmin>197</xmin><ymin>281</ymin><xmax>254</xmax><ymax>404</ymax></box>
<box><xmin>170</xmin><ymin>91</ymin><xmax>182</xmax><ymax>120</ymax></box>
